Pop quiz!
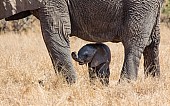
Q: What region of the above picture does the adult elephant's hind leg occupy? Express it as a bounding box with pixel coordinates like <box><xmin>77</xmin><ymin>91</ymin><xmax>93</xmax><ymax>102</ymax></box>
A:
<box><xmin>119</xmin><ymin>1</ymin><xmax>160</xmax><ymax>82</ymax></box>
<box><xmin>38</xmin><ymin>0</ymin><xmax>76</xmax><ymax>84</ymax></box>
<box><xmin>120</xmin><ymin>45</ymin><xmax>144</xmax><ymax>82</ymax></box>
<box><xmin>143</xmin><ymin>25</ymin><xmax>160</xmax><ymax>77</ymax></box>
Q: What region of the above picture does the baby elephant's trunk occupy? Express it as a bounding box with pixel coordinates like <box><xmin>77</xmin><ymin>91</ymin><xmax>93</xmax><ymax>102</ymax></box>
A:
<box><xmin>71</xmin><ymin>52</ymin><xmax>85</xmax><ymax>65</ymax></box>
<box><xmin>71</xmin><ymin>52</ymin><xmax>78</xmax><ymax>61</ymax></box>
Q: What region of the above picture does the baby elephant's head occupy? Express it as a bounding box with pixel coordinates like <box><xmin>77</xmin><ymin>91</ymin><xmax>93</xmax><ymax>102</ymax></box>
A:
<box><xmin>72</xmin><ymin>43</ymin><xmax>111</xmax><ymax>68</ymax></box>
<box><xmin>71</xmin><ymin>45</ymin><xmax>96</xmax><ymax>65</ymax></box>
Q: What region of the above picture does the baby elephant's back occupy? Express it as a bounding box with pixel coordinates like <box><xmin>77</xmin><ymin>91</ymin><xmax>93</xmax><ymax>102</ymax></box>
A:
<box><xmin>100</xmin><ymin>43</ymin><xmax>111</xmax><ymax>62</ymax></box>
<box><xmin>92</xmin><ymin>43</ymin><xmax>111</xmax><ymax>63</ymax></box>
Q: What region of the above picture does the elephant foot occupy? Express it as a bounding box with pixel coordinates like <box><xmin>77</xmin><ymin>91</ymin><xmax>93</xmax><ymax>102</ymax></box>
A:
<box><xmin>54</xmin><ymin>64</ymin><xmax>76</xmax><ymax>84</ymax></box>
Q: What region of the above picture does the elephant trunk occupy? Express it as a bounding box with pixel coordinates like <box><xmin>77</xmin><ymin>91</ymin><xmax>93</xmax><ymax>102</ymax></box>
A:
<box><xmin>71</xmin><ymin>52</ymin><xmax>79</xmax><ymax>61</ymax></box>
<box><xmin>71</xmin><ymin>52</ymin><xmax>85</xmax><ymax>65</ymax></box>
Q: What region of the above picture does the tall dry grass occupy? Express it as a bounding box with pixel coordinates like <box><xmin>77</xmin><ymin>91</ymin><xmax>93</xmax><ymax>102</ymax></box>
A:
<box><xmin>0</xmin><ymin>24</ymin><xmax>170</xmax><ymax>106</ymax></box>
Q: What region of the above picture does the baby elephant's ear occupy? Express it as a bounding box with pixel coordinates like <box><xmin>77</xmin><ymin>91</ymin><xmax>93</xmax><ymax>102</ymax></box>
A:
<box><xmin>90</xmin><ymin>47</ymin><xmax>108</xmax><ymax>67</ymax></box>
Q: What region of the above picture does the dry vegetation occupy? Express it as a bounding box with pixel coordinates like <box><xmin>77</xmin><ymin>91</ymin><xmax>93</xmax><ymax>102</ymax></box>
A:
<box><xmin>0</xmin><ymin>23</ymin><xmax>170</xmax><ymax>106</ymax></box>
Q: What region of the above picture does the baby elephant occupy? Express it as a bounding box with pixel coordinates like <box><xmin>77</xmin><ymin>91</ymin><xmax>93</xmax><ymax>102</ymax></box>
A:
<box><xmin>71</xmin><ymin>43</ymin><xmax>111</xmax><ymax>86</ymax></box>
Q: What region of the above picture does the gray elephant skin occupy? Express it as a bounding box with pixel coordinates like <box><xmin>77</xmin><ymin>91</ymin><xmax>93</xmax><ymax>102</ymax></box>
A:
<box><xmin>72</xmin><ymin>43</ymin><xmax>111</xmax><ymax>86</ymax></box>
<box><xmin>0</xmin><ymin>0</ymin><xmax>164</xmax><ymax>84</ymax></box>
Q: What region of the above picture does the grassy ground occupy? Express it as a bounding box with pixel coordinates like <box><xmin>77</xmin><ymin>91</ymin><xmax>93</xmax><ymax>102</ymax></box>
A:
<box><xmin>0</xmin><ymin>24</ymin><xmax>170</xmax><ymax>106</ymax></box>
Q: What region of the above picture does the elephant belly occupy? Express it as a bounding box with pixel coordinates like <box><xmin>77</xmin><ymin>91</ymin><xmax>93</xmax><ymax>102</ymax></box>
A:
<box><xmin>68</xmin><ymin>0</ymin><xmax>122</xmax><ymax>42</ymax></box>
<box><xmin>0</xmin><ymin>0</ymin><xmax>43</xmax><ymax>20</ymax></box>
<box><xmin>70</xmin><ymin>30</ymin><xmax>121</xmax><ymax>43</ymax></box>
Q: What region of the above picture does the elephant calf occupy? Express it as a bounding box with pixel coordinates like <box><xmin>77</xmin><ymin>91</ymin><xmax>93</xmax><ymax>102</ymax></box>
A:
<box><xmin>71</xmin><ymin>43</ymin><xmax>111</xmax><ymax>86</ymax></box>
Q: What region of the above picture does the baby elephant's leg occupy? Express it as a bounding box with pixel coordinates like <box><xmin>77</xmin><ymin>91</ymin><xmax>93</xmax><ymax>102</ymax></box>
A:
<box><xmin>88</xmin><ymin>67</ymin><xmax>97</xmax><ymax>85</ymax></box>
<box><xmin>96</xmin><ymin>63</ymin><xmax>110</xmax><ymax>86</ymax></box>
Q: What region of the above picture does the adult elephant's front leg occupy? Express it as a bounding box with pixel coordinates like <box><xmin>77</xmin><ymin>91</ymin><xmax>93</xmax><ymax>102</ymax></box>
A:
<box><xmin>38</xmin><ymin>0</ymin><xmax>76</xmax><ymax>84</ymax></box>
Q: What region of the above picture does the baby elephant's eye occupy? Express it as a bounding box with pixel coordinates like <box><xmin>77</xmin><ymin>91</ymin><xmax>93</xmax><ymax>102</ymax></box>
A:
<box><xmin>83</xmin><ymin>51</ymin><xmax>89</xmax><ymax>58</ymax></box>
<box><xmin>84</xmin><ymin>54</ymin><xmax>88</xmax><ymax>58</ymax></box>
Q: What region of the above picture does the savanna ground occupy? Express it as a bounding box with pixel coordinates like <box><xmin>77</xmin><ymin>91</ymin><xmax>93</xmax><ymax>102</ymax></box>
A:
<box><xmin>0</xmin><ymin>23</ymin><xmax>170</xmax><ymax>106</ymax></box>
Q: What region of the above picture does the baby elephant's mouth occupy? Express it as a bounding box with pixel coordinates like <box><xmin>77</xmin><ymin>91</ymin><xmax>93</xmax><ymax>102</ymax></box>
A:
<box><xmin>79</xmin><ymin>62</ymin><xmax>84</xmax><ymax>65</ymax></box>
<box><xmin>79</xmin><ymin>59</ymin><xmax>89</xmax><ymax>65</ymax></box>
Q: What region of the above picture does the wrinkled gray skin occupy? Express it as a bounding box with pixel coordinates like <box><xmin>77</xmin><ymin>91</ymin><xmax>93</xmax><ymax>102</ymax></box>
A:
<box><xmin>72</xmin><ymin>43</ymin><xmax>111</xmax><ymax>86</ymax></box>
<box><xmin>1</xmin><ymin>0</ymin><xmax>164</xmax><ymax>84</ymax></box>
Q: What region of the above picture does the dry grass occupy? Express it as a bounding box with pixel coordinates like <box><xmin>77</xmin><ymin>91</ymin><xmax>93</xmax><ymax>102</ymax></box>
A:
<box><xmin>0</xmin><ymin>24</ymin><xmax>170</xmax><ymax>106</ymax></box>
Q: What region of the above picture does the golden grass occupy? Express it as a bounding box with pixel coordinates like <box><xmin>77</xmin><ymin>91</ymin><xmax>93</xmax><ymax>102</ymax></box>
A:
<box><xmin>0</xmin><ymin>24</ymin><xmax>170</xmax><ymax>106</ymax></box>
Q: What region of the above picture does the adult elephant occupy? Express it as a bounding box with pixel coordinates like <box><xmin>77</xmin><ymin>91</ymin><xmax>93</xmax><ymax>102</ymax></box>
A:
<box><xmin>0</xmin><ymin>0</ymin><xmax>164</xmax><ymax>84</ymax></box>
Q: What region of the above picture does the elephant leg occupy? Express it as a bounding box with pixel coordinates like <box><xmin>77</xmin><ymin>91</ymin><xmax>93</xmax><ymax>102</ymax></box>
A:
<box><xmin>88</xmin><ymin>67</ymin><xmax>97</xmax><ymax>85</ymax></box>
<box><xmin>120</xmin><ymin>45</ymin><xmax>144</xmax><ymax>81</ymax></box>
<box><xmin>96</xmin><ymin>63</ymin><xmax>110</xmax><ymax>86</ymax></box>
<box><xmin>38</xmin><ymin>0</ymin><xmax>76</xmax><ymax>84</ymax></box>
<box><xmin>119</xmin><ymin>3</ymin><xmax>160</xmax><ymax>82</ymax></box>
<box><xmin>143</xmin><ymin>24</ymin><xmax>160</xmax><ymax>77</ymax></box>
<box><xmin>120</xmin><ymin>34</ymin><xmax>157</xmax><ymax>81</ymax></box>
